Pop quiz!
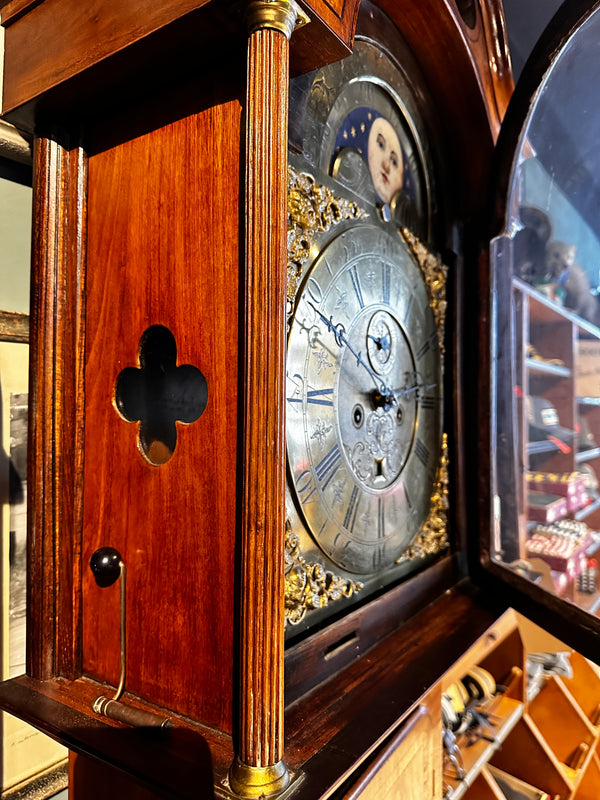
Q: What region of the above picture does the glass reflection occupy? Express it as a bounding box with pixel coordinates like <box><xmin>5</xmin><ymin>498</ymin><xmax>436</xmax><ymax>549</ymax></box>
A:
<box><xmin>494</xmin><ymin>6</ymin><xmax>600</xmax><ymax>612</ymax></box>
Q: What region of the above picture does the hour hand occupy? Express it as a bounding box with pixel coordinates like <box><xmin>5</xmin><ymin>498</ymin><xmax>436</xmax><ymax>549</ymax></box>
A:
<box><xmin>307</xmin><ymin>301</ymin><xmax>347</xmax><ymax>348</ymax></box>
<box><xmin>307</xmin><ymin>301</ymin><xmax>394</xmax><ymax>403</ymax></box>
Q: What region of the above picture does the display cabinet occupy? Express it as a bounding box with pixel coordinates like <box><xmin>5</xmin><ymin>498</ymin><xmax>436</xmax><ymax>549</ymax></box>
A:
<box><xmin>441</xmin><ymin>613</ymin><xmax>600</xmax><ymax>800</ymax></box>
<box><xmin>468</xmin><ymin>625</ymin><xmax>600</xmax><ymax>800</ymax></box>
<box><xmin>332</xmin><ymin>610</ymin><xmax>600</xmax><ymax>800</ymax></box>
<box><xmin>502</xmin><ymin>277</ymin><xmax>600</xmax><ymax>605</ymax></box>
<box><xmin>485</xmin><ymin>0</ymin><xmax>600</xmax><ymax>652</ymax></box>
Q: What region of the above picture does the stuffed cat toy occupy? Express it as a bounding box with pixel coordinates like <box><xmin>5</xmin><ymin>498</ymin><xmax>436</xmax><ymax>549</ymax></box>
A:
<box><xmin>544</xmin><ymin>240</ymin><xmax>600</xmax><ymax>326</ymax></box>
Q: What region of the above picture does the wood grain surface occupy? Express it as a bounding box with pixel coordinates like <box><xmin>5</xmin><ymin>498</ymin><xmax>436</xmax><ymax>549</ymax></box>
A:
<box><xmin>0</xmin><ymin>584</ymin><xmax>505</xmax><ymax>798</ymax></box>
<box><xmin>237</xmin><ymin>22</ymin><xmax>289</xmax><ymax>769</ymax></box>
<box><xmin>1</xmin><ymin>0</ymin><xmax>212</xmax><ymax>107</ymax></box>
<box><xmin>81</xmin><ymin>96</ymin><xmax>242</xmax><ymax>731</ymax></box>
<box><xmin>340</xmin><ymin>698</ymin><xmax>442</xmax><ymax>800</ymax></box>
<box><xmin>1</xmin><ymin>0</ymin><xmax>359</xmax><ymax>127</ymax></box>
<box><xmin>27</xmin><ymin>133</ymin><xmax>87</xmax><ymax>681</ymax></box>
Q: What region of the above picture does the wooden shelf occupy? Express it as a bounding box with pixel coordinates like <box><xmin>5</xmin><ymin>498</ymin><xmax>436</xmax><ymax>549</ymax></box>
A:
<box><xmin>441</xmin><ymin>614</ymin><xmax>600</xmax><ymax>800</ymax></box>
<box><xmin>527</xmin><ymin>358</ymin><xmax>572</xmax><ymax>378</ymax></box>
<box><xmin>515</xmin><ymin>278</ymin><xmax>600</xmax><ymax>337</ymax></box>
<box><xmin>511</xmin><ymin>278</ymin><xmax>600</xmax><ymax>585</ymax></box>
<box><xmin>444</xmin><ymin>696</ymin><xmax>523</xmax><ymax>800</ymax></box>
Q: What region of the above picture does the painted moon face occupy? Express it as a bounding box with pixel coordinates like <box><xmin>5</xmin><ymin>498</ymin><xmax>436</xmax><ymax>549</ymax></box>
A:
<box><xmin>367</xmin><ymin>117</ymin><xmax>404</xmax><ymax>204</ymax></box>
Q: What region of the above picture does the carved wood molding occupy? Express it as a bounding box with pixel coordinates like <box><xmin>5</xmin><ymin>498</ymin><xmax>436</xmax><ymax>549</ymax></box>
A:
<box><xmin>28</xmin><ymin>134</ymin><xmax>87</xmax><ymax>680</ymax></box>
<box><xmin>236</xmin><ymin>17</ymin><xmax>291</xmax><ymax>791</ymax></box>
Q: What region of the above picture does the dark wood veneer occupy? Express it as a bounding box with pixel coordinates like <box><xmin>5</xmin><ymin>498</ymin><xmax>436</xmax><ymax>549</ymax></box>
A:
<box><xmin>0</xmin><ymin>584</ymin><xmax>505</xmax><ymax>798</ymax></box>
<box><xmin>27</xmin><ymin>133</ymin><xmax>87</xmax><ymax>681</ymax></box>
<box><xmin>285</xmin><ymin>554</ymin><xmax>460</xmax><ymax>705</ymax></box>
<box><xmin>0</xmin><ymin>0</ymin><xmax>359</xmax><ymax>132</ymax></box>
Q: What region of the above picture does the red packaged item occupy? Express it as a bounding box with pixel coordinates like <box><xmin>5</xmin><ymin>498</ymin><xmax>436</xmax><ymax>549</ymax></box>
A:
<box><xmin>528</xmin><ymin>491</ymin><xmax>568</xmax><ymax>523</ymax></box>
<box><xmin>527</xmin><ymin>471</ymin><xmax>588</xmax><ymax>512</ymax></box>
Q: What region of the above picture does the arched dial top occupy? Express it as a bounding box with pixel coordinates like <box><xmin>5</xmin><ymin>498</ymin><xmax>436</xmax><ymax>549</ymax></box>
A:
<box><xmin>286</xmin><ymin>223</ymin><xmax>442</xmax><ymax>575</ymax></box>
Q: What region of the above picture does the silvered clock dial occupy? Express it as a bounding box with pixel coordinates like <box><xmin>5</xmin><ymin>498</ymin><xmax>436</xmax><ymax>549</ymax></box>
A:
<box><xmin>286</xmin><ymin>223</ymin><xmax>442</xmax><ymax>575</ymax></box>
<box><xmin>285</xmin><ymin>11</ymin><xmax>448</xmax><ymax>633</ymax></box>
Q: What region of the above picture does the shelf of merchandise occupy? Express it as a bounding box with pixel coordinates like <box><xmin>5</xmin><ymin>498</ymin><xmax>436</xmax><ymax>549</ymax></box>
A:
<box><xmin>442</xmin><ymin>613</ymin><xmax>600</xmax><ymax>800</ymax></box>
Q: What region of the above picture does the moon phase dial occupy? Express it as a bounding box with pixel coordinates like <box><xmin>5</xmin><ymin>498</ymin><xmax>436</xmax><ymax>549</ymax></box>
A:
<box><xmin>286</xmin><ymin>224</ymin><xmax>442</xmax><ymax>575</ymax></box>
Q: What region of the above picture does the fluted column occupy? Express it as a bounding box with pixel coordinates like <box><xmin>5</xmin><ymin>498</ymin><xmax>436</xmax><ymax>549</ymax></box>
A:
<box><xmin>229</xmin><ymin>1</ymin><xmax>306</xmax><ymax>796</ymax></box>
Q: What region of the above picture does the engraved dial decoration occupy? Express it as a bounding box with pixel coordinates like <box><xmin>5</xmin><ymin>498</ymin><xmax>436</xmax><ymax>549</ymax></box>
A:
<box><xmin>286</xmin><ymin>224</ymin><xmax>442</xmax><ymax>575</ymax></box>
<box><xmin>296</xmin><ymin>38</ymin><xmax>435</xmax><ymax>242</ymax></box>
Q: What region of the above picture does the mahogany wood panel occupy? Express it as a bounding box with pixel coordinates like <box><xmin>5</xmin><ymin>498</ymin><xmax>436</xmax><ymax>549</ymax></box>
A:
<box><xmin>0</xmin><ymin>0</ymin><xmax>357</xmax><ymax>129</ymax></box>
<box><xmin>0</xmin><ymin>676</ymin><xmax>231</xmax><ymax>798</ymax></box>
<box><xmin>81</xmin><ymin>96</ymin><xmax>242</xmax><ymax>731</ymax></box>
<box><xmin>291</xmin><ymin>0</ymin><xmax>358</xmax><ymax>72</ymax></box>
<box><xmin>478</xmin><ymin>0</ymin><xmax>514</xmax><ymax>132</ymax></box>
<box><xmin>0</xmin><ymin>0</ymin><xmax>211</xmax><ymax>110</ymax></box>
<box><xmin>70</xmin><ymin>753</ymin><xmax>163</xmax><ymax>800</ymax></box>
<box><xmin>238</xmin><ymin>23</ymin><xmax>289</xmax><ymax>769</ymax></box>
<box><xmin>27</xmin><ymin>133</ymin><xmax>87</xmax><ymax>681</ymax></box>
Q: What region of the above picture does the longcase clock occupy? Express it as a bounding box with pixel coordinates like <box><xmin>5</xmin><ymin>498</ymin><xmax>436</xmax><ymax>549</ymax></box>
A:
<box><xmin>0</xmin><ymin>0</ymin><xmax>549</xmax><ymax>799</ymax></box>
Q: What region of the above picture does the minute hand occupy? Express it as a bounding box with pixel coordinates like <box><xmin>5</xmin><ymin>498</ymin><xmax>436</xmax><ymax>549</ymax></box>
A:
<box><xmin>392</xmin><ymin>381</ymin><xmax>437</xmax><ymax>399</ymax></box>
<box><xmin>308</xmin><ymin>301</ymin><xmax>394</xmax><ymax>402</ymax></box>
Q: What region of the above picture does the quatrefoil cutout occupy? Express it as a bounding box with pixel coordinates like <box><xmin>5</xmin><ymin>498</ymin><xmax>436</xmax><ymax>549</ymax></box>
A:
<box><xmin>115</xmin><ymin>325</ymin><xmax>208</xmax><ymax>466</ymax></box>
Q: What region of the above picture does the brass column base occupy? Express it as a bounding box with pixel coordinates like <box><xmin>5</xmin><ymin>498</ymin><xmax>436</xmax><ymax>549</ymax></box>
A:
<box><xmin>228</xmin><ymin>757</ymin><xmax>290</xmax><ymax>798</ymax></box>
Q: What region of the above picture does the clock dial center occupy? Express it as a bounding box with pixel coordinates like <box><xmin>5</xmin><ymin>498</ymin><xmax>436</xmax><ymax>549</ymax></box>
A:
<box><xmin>337</xmin><ymin>307</ymin><xmax>417</xmax><ymax>492</ymax></box>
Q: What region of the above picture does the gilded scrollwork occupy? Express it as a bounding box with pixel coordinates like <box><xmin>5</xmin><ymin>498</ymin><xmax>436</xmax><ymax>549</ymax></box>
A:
<box><xmin>284</xmin><ymin>522</ymin><xmax>363</xmax><ymax>627</ymax></box>
<box><xmin>399</xmin><ymin>227</ymin><xmax>447</xmax><ymax>354</ymax></box>
<box><xmin>285</xmin><ymin>170</ymin><xmax>449</xmax><ymax>621</ymax></box>
<box><xmin>287</xmin><ymin>166</ymin><xmax>365</xmax><ymax>307</ymax></box>
<box><xmin>397</xmin><ymin>433</ymin><xmax>449</xmax><ymax>562</ymax></box>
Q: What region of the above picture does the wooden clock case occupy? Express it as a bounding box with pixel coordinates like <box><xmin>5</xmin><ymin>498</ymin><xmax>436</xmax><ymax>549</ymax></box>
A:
<box><xmin>0</xmin><ymin>0</ymin><xmax>548</xmax><ymax>797</ymax></box>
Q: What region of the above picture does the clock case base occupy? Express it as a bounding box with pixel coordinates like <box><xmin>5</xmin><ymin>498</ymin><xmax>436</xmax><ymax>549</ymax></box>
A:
<box><xmin>0</xmin><ymin>561</ymin><xmax>497</xmax><ymax>800</ymax></box>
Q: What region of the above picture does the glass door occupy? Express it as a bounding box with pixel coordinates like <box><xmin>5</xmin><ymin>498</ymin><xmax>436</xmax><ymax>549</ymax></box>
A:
<box><xmin>489</xmin><ymin>0</ymin><xmax>600</xmax><ymax>638</ymax></box>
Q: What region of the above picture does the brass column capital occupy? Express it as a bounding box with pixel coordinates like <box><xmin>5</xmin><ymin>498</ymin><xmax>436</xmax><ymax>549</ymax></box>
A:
<box><xmin>247</xmin><ymin>0</ymin><xmax>309</xmax><ymax>39</ymax></box>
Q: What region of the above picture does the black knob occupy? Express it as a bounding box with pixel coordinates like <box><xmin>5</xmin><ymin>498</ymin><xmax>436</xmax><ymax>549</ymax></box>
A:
<box><xmin>90</xmin><ymin>547</ymin><xmax>123</xmax><ymax>588</ymax></box>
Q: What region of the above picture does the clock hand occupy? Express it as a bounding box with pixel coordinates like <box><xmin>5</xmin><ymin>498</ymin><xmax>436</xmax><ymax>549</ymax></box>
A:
<box><xmin>307</xmin><ymin>301</ymin><xmax>395</xmax><ymax>405</ymax></box>
<box><xmin>368</xmin><ymin>333</ymin><xmax>391</xmax><ymax>353</ymax></box>
<box><xmin>392</xmin><ymin>381</ymin><xmax>437</xmax><ymax>399</ymax></box>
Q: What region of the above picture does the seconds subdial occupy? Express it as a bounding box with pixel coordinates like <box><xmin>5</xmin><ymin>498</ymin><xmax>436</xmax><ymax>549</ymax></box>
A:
<box><xmin>336</xmin><ymin>307</ymin><xmax>417</xmax><ymax>491</ymax></box>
